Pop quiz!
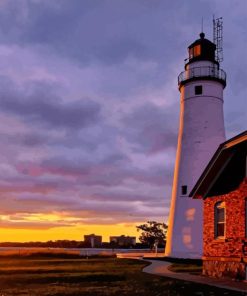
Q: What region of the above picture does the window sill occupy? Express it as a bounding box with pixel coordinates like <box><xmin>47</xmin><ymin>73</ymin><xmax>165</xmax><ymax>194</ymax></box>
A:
<box><xmin>213</xmin><ymin>237</ymin><xmax>226</xmax><ymax>242</ymax></box>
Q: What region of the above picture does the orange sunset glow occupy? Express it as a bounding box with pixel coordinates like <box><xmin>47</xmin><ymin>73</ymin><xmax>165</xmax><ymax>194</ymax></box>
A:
<box><xmin>0</xmin><ymin>211</ymin><xmax>143</xmax><ymax>242</ymax></box>
<box><xmin>0</xmin><ymin>223</ymin><xmax>140</xmax><ymax>243</ymax></box>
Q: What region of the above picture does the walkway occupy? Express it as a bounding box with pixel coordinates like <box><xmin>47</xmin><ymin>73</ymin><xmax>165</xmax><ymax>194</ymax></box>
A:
<box><xmin>142</xmin><ymin>260</ymin><xmax>247</xmax><ymax>293</ymax></box>
<box><xmin>117</xmin><ymin>253</ymin><xmax>247</xmax><ymax>294</ymax></box>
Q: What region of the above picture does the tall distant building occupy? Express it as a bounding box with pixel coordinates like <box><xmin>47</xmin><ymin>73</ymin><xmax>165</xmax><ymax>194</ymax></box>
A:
<box><xmin>84</xmin><ymin>234</ymin><xmax>102</xmax><ymax>248</ymax></box>
<box><xmin>165</xmin><ymin>31</ymin><xmax>226</xmax><ymax>258</ymax></box>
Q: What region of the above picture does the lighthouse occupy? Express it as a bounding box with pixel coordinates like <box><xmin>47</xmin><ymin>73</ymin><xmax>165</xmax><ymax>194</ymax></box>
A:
<box><xmin>165</xmin><ymin>31</ymin><xmax>226</xmax><ymax>258</ymax></box>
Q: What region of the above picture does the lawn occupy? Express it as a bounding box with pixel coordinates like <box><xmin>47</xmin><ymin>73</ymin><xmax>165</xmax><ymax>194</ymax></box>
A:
<box><xmin>168</xmin><ymin>263</ymin><xmax>202</xmax><ymax>274</ymax></box>
<box><xmin>0</xmin><ymin>256</ymin><xmax>245</xmax><ymax>296</ymax></box>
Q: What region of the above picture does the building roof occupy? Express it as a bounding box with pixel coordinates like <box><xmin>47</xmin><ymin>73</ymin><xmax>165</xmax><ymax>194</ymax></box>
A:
<box><xmin>190</xmin><ymin>130</ymin><xmax>247</xmax><ymax>199</ymax></box>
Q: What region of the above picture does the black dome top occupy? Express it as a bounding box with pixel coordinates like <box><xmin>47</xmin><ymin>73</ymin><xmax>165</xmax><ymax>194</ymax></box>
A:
<box><xmin>200</xmin><ymin>32</ymin><xmax>205</xmax><ymax>39</ymax></box>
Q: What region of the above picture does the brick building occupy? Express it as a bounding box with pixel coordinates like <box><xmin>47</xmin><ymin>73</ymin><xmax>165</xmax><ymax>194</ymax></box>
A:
<box><xmin>190</xmin><ymin>131</ymin><xmax>247</xmax><ymax>280</ymax></box>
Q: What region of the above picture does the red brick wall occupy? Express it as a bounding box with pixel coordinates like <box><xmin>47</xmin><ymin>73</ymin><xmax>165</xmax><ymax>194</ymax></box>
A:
<box><xmin>203</xmin><ymin>260</ymin><xmax>246</xmax><ymax>279</ymax></box>
<box><xmin>203</xmin><ymin>178</ymin><xmax>247</xmax><ymax>258</ymax></box>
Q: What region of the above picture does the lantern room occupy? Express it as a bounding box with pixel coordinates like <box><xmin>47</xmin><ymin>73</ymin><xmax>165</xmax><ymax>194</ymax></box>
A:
<box><xmin>186</xmin><ymin>32</ymin><xmax>217</xmax><ymax>66</ymax></box>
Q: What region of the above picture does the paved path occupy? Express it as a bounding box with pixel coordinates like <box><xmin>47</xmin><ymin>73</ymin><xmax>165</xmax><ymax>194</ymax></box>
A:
<box><xmin>142</xmin><ymin>259</ymin><xmax>247</xmax><ymax>294</ymax></box>
<box><xmin>116</xmin><ymin>252</ymin><xmax>164</xmax><ymax>259</ymax></box>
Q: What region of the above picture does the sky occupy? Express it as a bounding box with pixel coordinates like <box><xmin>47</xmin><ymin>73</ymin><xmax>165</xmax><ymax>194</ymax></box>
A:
<box><xmin>0</xmin><ymin>0</ymin><xmax>246</xmax><ymax>242</ymax></box>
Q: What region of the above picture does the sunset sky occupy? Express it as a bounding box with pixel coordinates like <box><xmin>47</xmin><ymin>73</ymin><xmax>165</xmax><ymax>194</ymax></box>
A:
<box><xmin>0</xmin><ymin>0</ymin><xmax>246</xmax><ymax>242</ymax></box>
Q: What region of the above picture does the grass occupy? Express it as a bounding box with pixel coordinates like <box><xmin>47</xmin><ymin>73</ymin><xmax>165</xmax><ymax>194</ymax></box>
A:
<box><xmin>0</xmin><ymin>248</ymin><xmax>81</xmax><ymax>257</ymax></box>
<box><xmin>168</xmin><ymin>263</ymin><xmax>203</xmax><ymax>274</ymax></box>
<box><xmin>0</xmin><ymin>256</ymin><xmax>245</xmax><ymax>296</ymax></box>
<box><xmin>0</xmin><ymin>248</ymin><xmax>116</xmax><ymax>259</ymax></box>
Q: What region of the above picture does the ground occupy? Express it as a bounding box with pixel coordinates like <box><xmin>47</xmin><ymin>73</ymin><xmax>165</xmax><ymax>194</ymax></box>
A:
<box><xmin>0</xmin><ymin>255</ymin><xmax>246</xmax><ymax>296</ymax></box>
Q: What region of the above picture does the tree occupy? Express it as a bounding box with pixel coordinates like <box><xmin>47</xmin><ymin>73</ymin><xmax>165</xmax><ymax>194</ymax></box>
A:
<box><xmin>136</xmin><ymin>221</ymin><xmax>168</xmax><ymax>249</ymax></box>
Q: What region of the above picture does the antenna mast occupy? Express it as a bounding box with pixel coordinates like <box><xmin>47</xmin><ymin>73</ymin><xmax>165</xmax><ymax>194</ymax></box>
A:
<box><xmin>213</xmin><ymin>16</ymin><xmax>223</xmax><ymax>63</ymax></box>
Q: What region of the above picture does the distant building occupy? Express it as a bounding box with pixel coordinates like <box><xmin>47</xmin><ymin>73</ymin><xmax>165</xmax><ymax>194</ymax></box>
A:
<box><xmin>109</xmin><ymin>235</ymin><xmax>136</xmax><ymax>247</ymax></box>
<box><xmin>84</xmin><ymin>234</ymin><xmax>102</xmax><ymax>248</ymax></box>
<box><xmin>191</xmin><ymin>131</ymin><xmax>247</xmax><ymax>280</ymax></box>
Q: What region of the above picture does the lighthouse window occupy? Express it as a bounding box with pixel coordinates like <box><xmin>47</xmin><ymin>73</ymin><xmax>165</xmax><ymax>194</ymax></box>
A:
<box><xmin>194</xmin><ymin>44</ymin><xmax>201</xmax><ymax>57</ymax></box>
<box><xmin>195</xmin><ymin>85</ymin><xmax>203</xmax><ymax>95</ymax></box>
<box><xmin>181</xmin><ymin>185</ymin><xmax>187</xmax><ymax>195</ymax></box>
<box><xmin>189</xmin><ymin>45</ymin><xmax>201</xmax><ymax>59</ymax></box>
<box><xmin>189</xmin><ymin>48</ymin><xmax>193</xmax><ymax>59</ymax></box>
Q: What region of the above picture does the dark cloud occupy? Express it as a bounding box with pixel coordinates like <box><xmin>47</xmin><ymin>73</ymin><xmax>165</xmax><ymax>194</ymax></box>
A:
<box><xmin>0</xmin><ymin>1</ymin><xmax>211</xmax><ymax>67</ymax></box>
<box><xmin>122</xmin><ymin>103</ymin><xmax>177</xmax><ymax>154</ymax></box>
<box><xmin>15</xmin><ymin>157</ymin><xmax>167</xmax><ymax>188</ymax></box>
<box><xmin>91</xmin><ymin>192</ymin><xmax>170</xmax><ymax>205</ymax></box>
<box><xmin>0</xmin><ymin>132</ymin><xmax>47</xmax><ymax>147</ymax></box>
<box><xmin>0</xmin><ymin>220</ymin><xmax>72</xmax><ymax>230</ymax></box>
<box><xmin>0</xmin><ymin>78</ymin><xmax>101</xmax><ymax>130</ymax></box>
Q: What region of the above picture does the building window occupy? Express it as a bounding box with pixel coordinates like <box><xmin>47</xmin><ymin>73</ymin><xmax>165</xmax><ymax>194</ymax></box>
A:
<box><xmin>181</xmin><ymin>185</ymin><xmax>187</xmax><ymax>195</ymax></box>
<box><xmin>195</xmin><ymin>85</ymin><xmax>203</xmax><ymax>95</ymax></box>
<box><xmin>215</xmin><ymin>201</ymin><xmax>225</xmax><ymax>238</ymax></box>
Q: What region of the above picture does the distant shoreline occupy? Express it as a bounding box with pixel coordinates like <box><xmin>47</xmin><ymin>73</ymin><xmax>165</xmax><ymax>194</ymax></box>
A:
<box><xmin>0</xmin><ymin>247</ymin><xmax>164</xmax><ymax>257</ymax></box>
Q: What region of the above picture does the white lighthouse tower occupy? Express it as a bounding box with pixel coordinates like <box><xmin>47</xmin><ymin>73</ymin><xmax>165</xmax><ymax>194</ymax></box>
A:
<box><xmin>165</xmin><ymin>30</ymin><xmax>226</xmax><ymax>258</ymax></box>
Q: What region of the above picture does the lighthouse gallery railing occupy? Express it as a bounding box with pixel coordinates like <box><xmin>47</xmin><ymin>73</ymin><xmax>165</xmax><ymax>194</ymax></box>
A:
<box><xmin>178</xmin><ymin>66</ymin><xmax>226</xmax><ymax>85</ymax></box>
